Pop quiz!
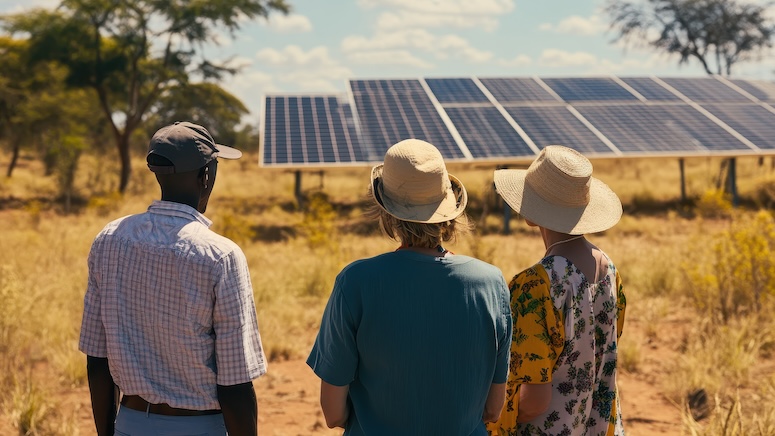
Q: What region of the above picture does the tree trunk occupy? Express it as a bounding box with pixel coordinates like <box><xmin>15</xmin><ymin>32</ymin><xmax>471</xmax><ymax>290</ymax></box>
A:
<box><xmin>117</xmin><ymin>133</ymin><xmax>132</xmax><ymax>193</ymax></box>
<box><xmin>6</xmin><ymin>142</ymin><xmax>19</xmax><ymax>177</ymax></box>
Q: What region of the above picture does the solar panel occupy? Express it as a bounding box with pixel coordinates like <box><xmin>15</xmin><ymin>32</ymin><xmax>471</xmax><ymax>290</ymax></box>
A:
<box><xmin>504</xmin><ymin>106</ymin><xmax>613</xmax><ymax>154</ymax></box>
<box><xmin>620</xmin><ymin>77</ymin><xmax>682</xmax><ymax>101</ymax></box>
<box><xmin>659</xmin><ymin>77</ymin><xmax>749</xmax><ymax>102</ymax></box>
<box><xmin>350</xmin><ymin>79</ymin><xmax>464</xmax><ymax>161</ymax></box>
<box><xmin>425</xmin><ymin>78</ymin><xmax>489</xmax><ymax>104</ymax></box>
<box><xmin>730</xmin><ymin>79</ymin><xmax>775</xmax><ymax>103</ymax></box>
<box><xmin>478</xmin><ymin>78</ymin><xmax>557</xmax><ymax>103</ymax></box>
<box><xmin>701</xmin><ymin>104</ymin><xmax>775</xmax><ymax>150</ymax></box>
<box><xmin>262</xmin><ymin>95</ymin><xmax>363</xmax><ymax>166</ymax></box>
<box><xmin>262</xmin><ymin>76</ymin><xmax>775</xmax><ymax>167</ymax></box>
<box><xmin>575</xmin><ymin>104</ymin><xmax>751</xmax><ymax>153</ymax></box>
<box><xmin>542</xmin><ymin>78</ymin><xmax>638</xmax><ymax>102</ymax></box>
<box><xmin>444</xmin><ymin>106</ymin><xmax>534</xmax><ymax>158</ymax></box>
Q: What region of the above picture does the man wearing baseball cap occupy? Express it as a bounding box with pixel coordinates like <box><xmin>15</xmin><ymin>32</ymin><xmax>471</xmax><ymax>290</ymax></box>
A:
<box><xmin>79</xmin><ymin>121</ymin><xmax>266</xmax><ymax>435</ymax></box>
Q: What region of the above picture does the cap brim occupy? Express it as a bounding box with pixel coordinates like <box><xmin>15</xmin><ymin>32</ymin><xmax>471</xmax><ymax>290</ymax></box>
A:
<box><xmin>494</xmin><ymin>169</ymin><xmax>622</xmax><ymax>235</ymax></box>
<box><xmin>214</xmin><ymin>144</ymin><xmax>242</xmax><ymax>160</ymax></box>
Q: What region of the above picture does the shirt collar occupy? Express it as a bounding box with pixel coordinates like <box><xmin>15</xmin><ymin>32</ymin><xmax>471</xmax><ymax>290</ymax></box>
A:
<box><xmin>148</xmin><ymin>200</ymin><xmax>212</xmax><ymax>228</ymax></box>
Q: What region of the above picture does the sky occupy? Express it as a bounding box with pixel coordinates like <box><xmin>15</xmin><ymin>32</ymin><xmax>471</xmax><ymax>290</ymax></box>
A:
<box><xmin>2</xmin><ymin>0</ymin><xmax>775</xmax><ymax>124</ymax></box>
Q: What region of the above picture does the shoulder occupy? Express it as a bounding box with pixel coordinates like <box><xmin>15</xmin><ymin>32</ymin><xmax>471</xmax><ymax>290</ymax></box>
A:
<box><xmin>509</xmin><ymin>263</ymin><xmax>551</xmax><ymax>298</ymax></box>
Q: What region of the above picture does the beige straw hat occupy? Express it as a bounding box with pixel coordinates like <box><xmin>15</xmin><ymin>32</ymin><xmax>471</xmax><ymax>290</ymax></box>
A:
<box><xmin>494</xmin><ymin>145</ymin><xmax>622</xmax><ymax>235</ymax></box>
<box><xmin>371</xmin><ymin>139</ymin><xmax>468</xmax><ymax>224</ymax></box>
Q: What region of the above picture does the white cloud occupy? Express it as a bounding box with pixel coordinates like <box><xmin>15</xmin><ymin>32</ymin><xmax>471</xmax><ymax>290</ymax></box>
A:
<box><xmin>342</xmin><ymin>29</ymin><xmax>493</xmax><ymax>64</ymax></box>
<box><xmin>358</xmin><ymin>0</ymin><xmax>515</xmax><ymax>15</ymax></box>
<box><xmin>347</xmin><ymin>50</ymin><xmax>434</xmax><ymax>68</ymax></box>
<box><xmin>497</xmin><ymin>55</ymin><xmax>533</xmax><ymax>68</ymax></box>
<box><xmin>538</xmin><ymin>49</ymin><xmax>598</xmax><ymax>67</ymax></box>
<box><xmin>256</xmin><ymin>45</ymin><xmax>342</xmax><ymax>68</ymax></box>
<box><xmin>251</xmin><ymin>45</ymin><xmax>352</xmax><ymax>97</ymax></box>
<box><xmin>375</xmin><ymin>11</ymin><xmax>499</xmax><ymax>32</ymax></box>
<box><xmin>264</xmin><ymin>14</ymin><xmax>313</xmax><ymax>33</ymax></box>
<box><xmin>540</xmin><ymin>15</ymin><xmax>608</xmax><ymax>36</ymax></box>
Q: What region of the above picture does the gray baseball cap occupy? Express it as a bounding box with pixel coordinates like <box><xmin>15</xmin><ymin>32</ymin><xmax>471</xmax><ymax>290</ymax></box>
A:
<box><xmin>147</xmin><ymin>121</ymin><xmax>242</xmax><ymax>174</ymax></box>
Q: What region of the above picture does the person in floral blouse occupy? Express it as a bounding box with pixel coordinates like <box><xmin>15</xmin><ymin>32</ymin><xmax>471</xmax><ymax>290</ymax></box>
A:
<box><xmin>487</xmin><ymin>145</ymin><xmax>626</xmax><ymax>436</ymax></box>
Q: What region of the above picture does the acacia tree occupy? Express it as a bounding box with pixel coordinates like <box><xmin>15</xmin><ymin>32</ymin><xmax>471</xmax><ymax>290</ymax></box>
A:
<box><xmin>3</xmin><ymin>0</ymin><xmax>288</xmax><ymax>193</ymax></box>
<box><xmin>605</xmin><ymin>0</ymin><xmax>775</xmax><ymax>75</ymax></box>
<box><xmin>146</xmin><ymin>82</ymin><xmax>249</xmax><ymax>146</ymax></box>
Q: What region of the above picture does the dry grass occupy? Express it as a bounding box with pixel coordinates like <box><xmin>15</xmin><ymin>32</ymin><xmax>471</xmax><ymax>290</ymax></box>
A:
<box><xmin>1</xmin><ymin>151</ymin><xmax>775</xmax><ymax>434</ymax></box>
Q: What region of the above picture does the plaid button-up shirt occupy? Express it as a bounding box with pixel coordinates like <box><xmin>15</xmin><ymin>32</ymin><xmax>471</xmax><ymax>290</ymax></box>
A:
<box><xmin>79</xmin><ymin>200</ymin><xmax>266</xmax><ymax>410</ymax></box>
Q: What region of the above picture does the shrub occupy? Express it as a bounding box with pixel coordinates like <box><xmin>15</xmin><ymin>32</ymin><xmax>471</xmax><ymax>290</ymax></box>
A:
<box><xmin>695</xmin><ymin>189</ymin><xmax>733</xmax><ymax>219</ymax></box>
<box><xmin>682</xmin><ymin>211</ymin><xmax>775</xmax><ymax>323</ymax></box>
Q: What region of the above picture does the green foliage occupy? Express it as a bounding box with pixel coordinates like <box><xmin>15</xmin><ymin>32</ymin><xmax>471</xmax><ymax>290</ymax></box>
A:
<box><xmin>146</xmin><ymin>82</ymin><xmax>250</xmax><ymax>146</ymax></box>
<box><xmin>605</xmin><ymin>0</ymin><xmax>775</xmax><ymax>75</ymax></box>
<box><xmin>2</xmin><ymin>0</ymin><xmax>290</xmax><ymax>192</ymax></box>
<box><xmin>682</xmin><ymin>211</ymin><xmax>775</xmax><ymax>323</ymax></box>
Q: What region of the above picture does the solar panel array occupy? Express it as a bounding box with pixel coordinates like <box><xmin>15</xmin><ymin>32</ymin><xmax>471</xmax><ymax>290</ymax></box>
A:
<box><xmin>261</xmin><ymin>76</ymin><xmax>775</xmax><ymax>167</ymax></box>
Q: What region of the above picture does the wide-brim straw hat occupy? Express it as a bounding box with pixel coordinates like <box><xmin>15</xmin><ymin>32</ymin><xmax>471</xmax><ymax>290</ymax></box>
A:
<box><xmin>371</xmin><ymin>139</ymin><xmax>468</xmax><ymax>224</ymax></box>
<box><xmin>494</xmin><ymin>145</ymin><xmax>622</xmax><ymax>235</ymax></box>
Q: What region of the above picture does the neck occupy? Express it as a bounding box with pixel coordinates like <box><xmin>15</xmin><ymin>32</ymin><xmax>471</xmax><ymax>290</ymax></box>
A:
<box><xmin>397</xmin><ymin>244</ymin><xmax>447</xmax><ymax>256</ymax></box>
<box><xmin>541</xmin><ymin>229</ymin><xmax>585</xmax><ymax>255</ymax></box>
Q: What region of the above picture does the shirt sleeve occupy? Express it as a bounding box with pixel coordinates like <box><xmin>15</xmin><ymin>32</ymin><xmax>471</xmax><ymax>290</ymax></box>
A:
<box><xmin>615</xmin><ymin>268</ymin><xmax>626</xmax><ymax>339</ymax></box>
<box><xmin>79</xmin><ymin>240</ymin><xmax>108</xmax><ymax>358</ymax></box>
<box><xmin>509</xmin><ymin>265</ymin><xmax>564</xmax><ymax>386</ymax></box>
<box><xmin>493</xmin><ymin>274</ymin><xmax>512</xmax><ymax>384</ymax></box>
<box><xmin>488</xmin><ymin>265</ymin><xmax>565</xmax><ymax>434</ymax></box>
<box><xmin>213</xmin><ymin>248</ymin><xmax>267</xmax><ymax>386</ymax></box>
<box><xmin>306</xmin><ymin>272</ymin><xmax>358</xmax><ymax>387</ymax></box>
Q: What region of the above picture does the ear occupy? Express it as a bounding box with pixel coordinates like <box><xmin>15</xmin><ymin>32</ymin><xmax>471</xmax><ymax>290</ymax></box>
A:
<box><xmin>201</xmin><ymin>166</ymin><xmax>209</xmax><ymax>189</ymax></box>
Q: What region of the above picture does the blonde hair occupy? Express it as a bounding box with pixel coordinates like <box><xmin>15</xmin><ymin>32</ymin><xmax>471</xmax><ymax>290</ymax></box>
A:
<box><xmin>365</xmin><ymin>200</ymin><xmax>472</xmax><ymax>248</ymax></box>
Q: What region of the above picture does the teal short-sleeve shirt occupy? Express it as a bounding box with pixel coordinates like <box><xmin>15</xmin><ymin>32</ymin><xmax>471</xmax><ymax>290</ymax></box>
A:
<box><xmin>307</xmin><ymin>250</ymin><xmax>511</xmax><ymax>436</ymax></box>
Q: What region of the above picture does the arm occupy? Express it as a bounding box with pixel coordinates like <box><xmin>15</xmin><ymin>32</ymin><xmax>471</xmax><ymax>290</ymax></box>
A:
<box><xmin>516</xmin><ymin>383</ymin><xmax>552</xmax><ymax>423</ymax></box>
<box><xmin>483</xmin><ymin>382</ymin><xmax>507</xmax><ymax>422</ymax></box>
<box><xmin>320</xmin><ymin>380</ymin><xmax>350</xmax><ymax>428</ymax></box>
<box><xmin>217</xmin><ymin>382</ymin><xmax>257</xmax><ymax>436</ymax></box>
<box><xmin>86</xmin><ymin>356</ymin><xmax>116</xmax><ymax>436</ymax></box>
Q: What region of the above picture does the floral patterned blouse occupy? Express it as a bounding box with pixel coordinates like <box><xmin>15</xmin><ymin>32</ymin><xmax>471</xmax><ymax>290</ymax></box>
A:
<box><xmin>487</xmin><ymin>254</ymin><xmax>626</xmax><ymax>436</ymax></box>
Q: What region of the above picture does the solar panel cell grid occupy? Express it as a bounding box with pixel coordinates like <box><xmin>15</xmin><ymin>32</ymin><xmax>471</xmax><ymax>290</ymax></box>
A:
<box><xmin>444</xmin><ymin>106</ymin><xmax>534</xmax><ymax>158</ymax></box>
<box><xmin>478</xmin><ymin>78</ymin><xmax>557</xmax><ymax>103</ymax></box>
<box><xmin>504</xmin><ymin>106</ymin><xmax>613</xmax><ymax>154</ymax></box>
<box><xmin>620</xmin><ymin>77</ymin><xmax>682</xmax><ymax>101</ymax></box>
<box><xmin>660</xmin><ymin>78</ymin><xmax>749</xmax><ymax>102</ymax></box>
<box><xmin>542</xmin><ymin>78</ymin><xmax>638</xmax><ymax>101</ymax></box>
<box><xmin>576</xmin><ymin>104</ymin><xmax>750</xmax><ymax>153</ymax></box>
<box><xmin>701</xmin><ymin>104</ymin><xmax>775</xmax><ymax>150</ymax></box>
<box><xmin>425</xmin><ymin>78</ymin><xmax>489</xmax><ymax>103</ymax></box>
<box><xmin>350</xmin><ymin>79</ymin><xmax>464</xmax><ymax>160</ymax></box>
<box><xmin>262</xmin><ymin>95</ymin><xmax>361</xmax><ymax>165</ymax></box>
<box><xmin>730</xmin><ymin>79</ymin><xmax>775</xmax><ymax>102</ymax></box>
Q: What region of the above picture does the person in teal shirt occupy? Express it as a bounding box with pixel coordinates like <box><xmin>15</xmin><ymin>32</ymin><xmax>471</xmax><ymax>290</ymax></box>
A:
<box><xmin>307</xmin><ymin>139</ymin><xmax>512</xmax><ymax>435</ymax></box>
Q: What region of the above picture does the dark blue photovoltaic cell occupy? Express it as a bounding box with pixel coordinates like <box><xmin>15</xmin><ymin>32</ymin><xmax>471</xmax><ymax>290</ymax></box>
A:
<box><xmin>425</xmin><ymin>78</ymin><xmax>489</xmax><ymax>103</ymax></box>
<box><xmin>620</xmin><ymin>77</ymin><xmax>682</xmax><ymax>101</ymax></box>
<box><xmin>350</xmin><ymin>79</ymin><xmax>464</xmax><ymax>160</ymax></box>
<box><xmin>730</xmin><ymin>79</ymin><xmax>775</xmax><ymax>102</ymax></box>
<box><xmin>701</xmin><ymin>104</ymin><xmax>775</xmax><ymax>150</ymax></box>
<box><xmin>542</xmin><ymin>78</ymin><xmax>638</xmax><ymax>102</ymax></box>
<box><xmin>444</xmin><ymin>107</ymin><xmax>534</xmax><ymax>159</ymax></box>
<box><xmin>660</xmin><ymin>78</ymin><xmax>749</xmax><ymax>102</ymax></box>
<box><xmin>576</xmin><ymin>104</ymin><xmax>750</xmax><ymax>153</ymax></box>
<box><xmin>263</xmin><ymin>95</ymin><xmax>362</xmax><ymax>165</ymax></box>
<box><xmin>479</xmin><ymin>78</ymin><xmax>556</xmax><ymax>103</ymax></box>
<box><xmin>504</xmin><ymin>106</ymin><xmax>612</xmax><ymax>154</ymax></box>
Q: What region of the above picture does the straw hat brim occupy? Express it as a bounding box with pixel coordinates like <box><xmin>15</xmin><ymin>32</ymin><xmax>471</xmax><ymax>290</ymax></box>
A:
<box><xmin>371</xmin><ymin>165</ymin><xmax>468</xmax><ymax>224</ymax></box>
<box><xmin>494</xmin><ymin>169</ymin><xmax>622</xmax><ymax>235</ymax></box>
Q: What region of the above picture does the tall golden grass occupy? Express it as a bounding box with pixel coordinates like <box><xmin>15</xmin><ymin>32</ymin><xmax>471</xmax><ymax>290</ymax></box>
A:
<box><xmin>1</xmin><ymin>152</ymin><xmax>774</xmax><ymax>434</ymax></box>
